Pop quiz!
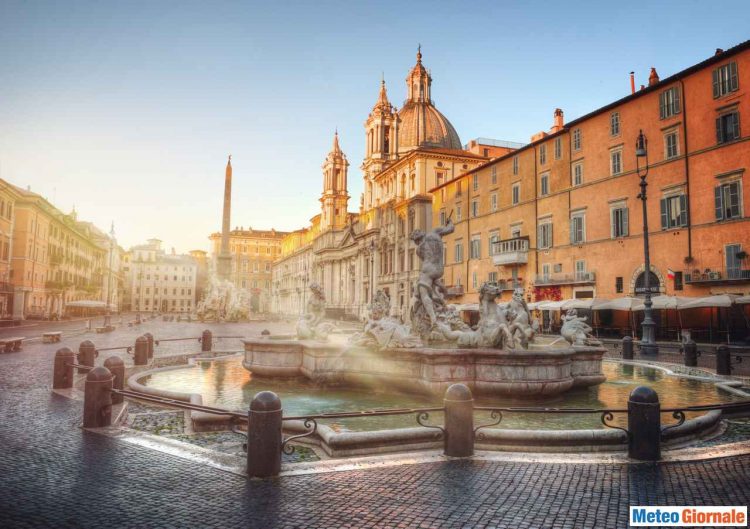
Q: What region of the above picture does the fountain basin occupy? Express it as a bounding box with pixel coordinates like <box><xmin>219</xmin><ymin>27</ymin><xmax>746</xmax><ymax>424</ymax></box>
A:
<box><xmin>242</xmin><ymin>337</ymin><xmax>606</xmax><ymax>397</ymax></box>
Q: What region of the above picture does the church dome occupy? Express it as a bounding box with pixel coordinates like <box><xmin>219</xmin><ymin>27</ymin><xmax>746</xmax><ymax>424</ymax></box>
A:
<box><xmin>397</xmin><ymin>102</ymin><xmax>462</xmax><ymax>151</ymax></box>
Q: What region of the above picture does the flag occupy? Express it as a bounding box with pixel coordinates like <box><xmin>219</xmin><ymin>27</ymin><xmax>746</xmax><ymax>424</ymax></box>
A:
<box><xmin>666</xmin><ymin>268</ymin><xmax>675</xmax><ymax>280</ymax></box>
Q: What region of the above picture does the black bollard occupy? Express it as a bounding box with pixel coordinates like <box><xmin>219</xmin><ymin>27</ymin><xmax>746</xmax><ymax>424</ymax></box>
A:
<box><xmin>621</xmin><ymin>336</ymin><xmax>633</xmax><ymax>360</ymax></box>
<box><xmin>134</xmin><ymin>336</ymin><xmax>149</xmax><ymax>366</ymax></box>
<box><xmin>83</xmin><ymin>366</ymin><xmax>113</xmax><ymax>428</ymax></box>
<box><xmin>628</xmin><ymin>386</ymin><xmax>660</xmax><ymax>461</ymax></box>
<box><xmin>716</xmin><ymin>344</ymin><xmax>731</xmax><ymax>375</ymax></box>
<box><xmin>53</xmin><ymin>347</ymin><xmax>76</xmax><ymax>389</ymax></box>
<box><xmin>201</xmin><ymin>330</ymin><xmax>213</xmax><ymax>352</ymax></box>
<box><xmin>103</xmin><ymin>356</ymin><xmax>124</xmax><ymax>405</ymax></box>
<box><xmin>443</xmin><ymin>383</ymin><xmax>474</xmax><ymax>457</ymax></box>
<box><xmin>144</xmin><ymin>332</ymin><xmax>154</xmax><ymax>359</ymax></box>
<box><xmin>77</xmin><ymin>340</ymin><xmax>97</xmax><ymax>374</ymax></box>
<box><xmin>683</xmin><ymin>340</ymin><xmax>698</xmax><ymax>368</ymax></box>
<box><xmin>247</xmin><ymin>391</ymin><xmax>282</xmax><ymax>478</ymax></box>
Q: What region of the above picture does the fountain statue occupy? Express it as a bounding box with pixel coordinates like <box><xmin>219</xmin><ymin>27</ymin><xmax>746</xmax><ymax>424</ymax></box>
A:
<box><xmin>296</xmin><ymin>282</ymin><xmax>333</xmax><ymax>340</ymax></box>
<box><xmin>196</xmin><ymin>274</ymin><xmax>250</xmax><ymax>322</ymax></box>
<box><xmin>560</xmin><ymin>308</ymin><xmax>601</xmax><ymax>346</ymax></box>
<box><xmin>351</xmin><ymin>290</ymin><xmax>422</xmax><ymax>349</ymax></box>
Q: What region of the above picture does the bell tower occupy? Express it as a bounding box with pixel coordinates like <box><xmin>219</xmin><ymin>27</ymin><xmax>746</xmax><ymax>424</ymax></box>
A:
<box><xmin>362</xmin><ymin>77</ymin><xmax>399</xmax><ymax>210</ymax></box>
<box><xmin>320</xmin><ymin>131</ymin><xmax>350</xmax><ymax>231</ymax></box>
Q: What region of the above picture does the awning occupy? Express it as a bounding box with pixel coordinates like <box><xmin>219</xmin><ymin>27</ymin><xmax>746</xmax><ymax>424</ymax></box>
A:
<box><xmin>561</xmin><ymin>298</ymin><xmax>610</xmax><ymax>310</ymax></box>
<box><xmin>679</xmin><ymin>294</ymin><xmax>738</xmax><ymax>309</ymax></box>
<box><xmin>65</xmin><ymin>300</ymin><xmax>108</xmax><ymax>309</ymax></box>
<box><xmin>594</xmin><ymin>297</ymin><xmax>644</xmax><ymax>311</ymax></box>
<box><xmin>736</xmin><ymin>295</ymin><xmax>750</xmax><ymax>305</ymax></box>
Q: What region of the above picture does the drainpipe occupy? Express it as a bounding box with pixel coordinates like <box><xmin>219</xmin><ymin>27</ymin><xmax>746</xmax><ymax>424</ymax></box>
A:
<box><xmin>679</xmin><ymin>79</ymin><xmax>693</xmax><ymax>262</ymax></box>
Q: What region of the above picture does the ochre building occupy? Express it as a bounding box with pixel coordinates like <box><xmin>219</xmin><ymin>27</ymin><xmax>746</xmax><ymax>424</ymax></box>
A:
<box><xmin>432</xmin><ymin>41</ymin><xmax>750</xmax><ymax>308</ymax></box>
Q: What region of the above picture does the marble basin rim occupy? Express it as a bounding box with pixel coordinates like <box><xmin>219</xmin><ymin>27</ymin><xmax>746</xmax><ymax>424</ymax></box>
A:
<box><xmin>242</xmin><ymin>335</ymin><xmax>607</xmax><ymax>398</ymax></box>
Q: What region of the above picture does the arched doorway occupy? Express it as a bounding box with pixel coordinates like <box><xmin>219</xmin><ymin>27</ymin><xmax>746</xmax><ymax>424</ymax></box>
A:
<box><xmin>634</xmin><ymin>271</ymin><xmax>661</xmax><ymax>297</ymax></box>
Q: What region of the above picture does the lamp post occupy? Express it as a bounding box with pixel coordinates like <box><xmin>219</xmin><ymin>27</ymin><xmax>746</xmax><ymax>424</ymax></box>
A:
<box><xmin>635</xmin><ymin>130</ymin><xmax>658</xmax><ymax>356</ymax></box>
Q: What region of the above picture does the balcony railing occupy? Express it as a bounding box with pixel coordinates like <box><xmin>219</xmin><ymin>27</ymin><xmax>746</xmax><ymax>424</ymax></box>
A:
<box><xmin>534</xmin><ymin>271</ymin><xmax>596</xmax><ymax>286</ymax></box>
<box><xmin>491</xmin><ymin>236</ymin><xmax>529</xmax><ymax>266</ymax></box>
<box><xmin>684</xmin><ymin>267</ymin><xmax>750</xmax><ymax>284</ymax></box>
<box><xmin>445</xmin><ymin>285</ymin><xmax>464</xmax><ymax>298</ymax></box>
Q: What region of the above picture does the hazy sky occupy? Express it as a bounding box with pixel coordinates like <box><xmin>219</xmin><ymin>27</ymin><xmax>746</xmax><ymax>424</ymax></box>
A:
<box><xmin>1</xmin><ymin>1</ymin><xmax>748</xmax><ymax>253</ymax></box>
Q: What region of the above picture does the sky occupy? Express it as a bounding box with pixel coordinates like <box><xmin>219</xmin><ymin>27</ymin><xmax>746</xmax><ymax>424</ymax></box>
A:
<box><xmin>1</xmin><ymin>0</ymin><xmax>748</xmax><ymax>253</ymax></box>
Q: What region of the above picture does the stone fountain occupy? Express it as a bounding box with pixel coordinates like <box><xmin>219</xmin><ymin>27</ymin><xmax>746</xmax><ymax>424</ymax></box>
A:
<box><xmin>196</xmin><ymin>273</ymin><xmax>250</xmax><ymax>322</ymax></box>
<box><xmin>244</xmin><ymin>220</ymin><xmax>606</xmax><ymax>397</ymax></box>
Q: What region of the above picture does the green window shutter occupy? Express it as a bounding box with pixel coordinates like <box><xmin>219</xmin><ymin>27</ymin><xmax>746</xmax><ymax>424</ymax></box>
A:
<box><xmin>730</xmin><ymin>62</ymin><xmax>739</xmax><ymax>91</ymax></box>
<box><xmin>679</xmin><ymin>194</ymin><xmax>688</xmax><ymax>226</ymax></box>
<box><xmin>570</xmin><ymin>219</ymin><xmax>575</xmax><ymax>243</ymax></box>
<box><xmin>729</xmin><ymin>182</ymin><xmax>740</xmax><ymax>218</ymax></box>
<box><xmin>659</xmin><ymin>92</ymin><xmax>665</xmax><ymax>119</ymax></box>
<box><xmin>712</xmin><ymin>68</ymin><xmax>720</xmax><ymax>98</ymax></box>
<box><xmin>660</xmin><ymin>198</ymin><xmax>668</xmax><ymax>229</ymax></box>
<box><xmin>623</xmin><ymin>208</ymin><xmax>629</xmax><ymax>236</ymax></box>
<box><xmin>673</xmin><ymin>87</ymin><xmax>681</xmax><ymax>114</ymax></box>
<box><xmin>732</xmin><ymin>112</ymin><xmax>740</xmax><ymax>139</ymax></box>
<box><xmin>716</xmin><ymin>117</ymin><xmax>724</xmax><ymax>144</ymax></box>
<box><xmin>715</xmin><ymin>186</ymin><xmax>724</xmax><ymax>220</ymax></box>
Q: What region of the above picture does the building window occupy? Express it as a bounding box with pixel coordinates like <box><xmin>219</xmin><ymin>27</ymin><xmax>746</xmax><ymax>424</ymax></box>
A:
<box><xmin>472</xmin><ymin>174</ymin><xmax>479</xmax><ymax>191</ymax></box>
<box><xmin>470</xmin><ymin>236</ymin><xmax>481</xmax><ymax>259</ymax></box>
<box><xmin>570</xmin><ymin>212</ymin><xmax>585</xmax><ymax>244</ymax></box>
<box><xmin>610</xmin><ymin>112</ymin><xmax>620</xmax><ymax>136</ymax></box>
<box><xmin>665</xmin><ymin>131</ymin><xmax>679</xmax><ymax>159</ymax></box>
<box><xmin>615</xmin><ymin>276</ymin><xmax>623</xmax><ymax>293</ymax></box>
<box><xmin>660</xmin><ymin>194</ymin><xmax>688</xmax><ymax>229</ymax></box>
<box><xmin>610</xmin><ymin>149</ymin><xmax>622</xmax><ymax>175</ymax></box>
<box><xmin>539</xmin><ymin>145</ymin><xmax>546</xmax><ymax>165</ymax></box>
<box><xmin>454</xmin><ymin>242</ymin><xmax>463</xmax><ymax>263</ymax></box>
<box><xmin>436</xmin><ymin>171</ymin><xmax>445</xmax><ymax>186</ymax></box>
<box><xmin>715</xmin><ymin>180</ymin><xmax>742</xmax><ymax>221</ymax></box>
<box><xmin>726</xmin><ymin>244</ymin><xmax>744</xmax><ymax>279</ymax></box>
<box><xmin>537</xmin><ymin>222</ymin><xmax>553</xmax><ymax>249</ymax></box>
<box><xmin>573</xmin><ymin>162</ymin><xmax>583</xmax><ymax>186</ymax></box>
<box><xmin>455</xmin><ymin>180</ymin><xmax>462</xmax><ymax>196</ymax></box>
<box><xmin>471</xmin><ymin>200</ymin><xmax>479</xmax><ymax>217</ymax></box>
<box><xmin>513</xmin><ymin>155</ymin><xmax>519</xmax><ymax>175</ymax></box>
<box><xmin>490</xmin><ymin>193</ymin><xmax>498</xmax><ymax>212</ymax></box>
<box><xmin>456</xmin><ymin>203</ymin><xmax>462</xmax><ymax>221</ymax></box>
<box><xmin>540</xmin><ymin>174</ymin><xmax>549</xmax><ymax>196</ymax></box>
<box><xmin>490</xmin><ymin>166</ymin><xmax>497</xmax><ymax>184</ymax></box>
<box><xmin>472</xmin><ymin>271</ymin><xmax>477</xmax><ymax>290</ymax></box>
<box><xmin>489</xmin><ymin>231</ymin><xmax>499</xmax><ymax>255</ymax></box>
<box><xmin>611</xmin><ymin>206</ymin><xmax>629</xmax><ymax>238</ymax></box>
<box><xmin>512</xmin><ymin>183</ymin><xmax>520</xmax><ymax>205</ymax></box>
<box><xmin>439</xmin><ymin>209</ymin><xmax>446</xmax><ymax>226</ymax></box>
<box><xmin>542</xmin><ymin>263</ymin><xmax>551</xmax><ymax>280</ymax></box>
<box><xmin>572</xmin><ymin>128</ymin><xmax>581</xmax><ymax>151</ymax></box>
<box><xmin>554</xmin><ymin>137</ymin><xmax>562</xmax><ymax>160</ymax></box>
<box><xmin>659</xmin><ymin>87</ymin><xmax>681</xmax><ymax>119</ymax></box>
<box><xmin>488</xmin><ymin>271</ymin><xmax>497</xmax><ymax>283</ymax></box>
<box><xmin>674</xmin><ymin>271</ymin><xmax>683</xmax><ymax>291</ymax></box>
<box><xmin>716</xmin><ymin>111</ymin><xmax>740</xmax><ymax>144</ymax></box>
<box><xmin>713</xmin><ymin>62</ymin><xmax>739</xmax><ymax>98</ymax></box>
<box><xmin>575</xmin><ymin>260</ymin><xmax>586</xmax><ymax>280</ymax></box>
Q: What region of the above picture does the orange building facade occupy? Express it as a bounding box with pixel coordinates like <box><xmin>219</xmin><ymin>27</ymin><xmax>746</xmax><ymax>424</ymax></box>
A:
<box><xmin>433</xmin><ymin>41</ymin><xmax>750</xmax><ymax>306</ymax></box>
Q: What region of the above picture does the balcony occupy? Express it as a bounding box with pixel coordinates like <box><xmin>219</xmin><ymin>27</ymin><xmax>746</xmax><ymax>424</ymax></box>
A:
<box><xmin>491</xmin><ymin>236</ymin><xmax>529</xmax><ymax>266</ymax></box>
<box><xmin>684</xmin><ymin>267</ymin><xmax>750</xmax><ymax>284</ymax></box>
<box><xmin>534</xmin><ymin>271</ymin><xmax>596</xmax><ymax>286</ymax></box>
<box><xmin>445</xmin><ymin>285</ymin><xmax>464</xmax><ymax>298</ymax></box>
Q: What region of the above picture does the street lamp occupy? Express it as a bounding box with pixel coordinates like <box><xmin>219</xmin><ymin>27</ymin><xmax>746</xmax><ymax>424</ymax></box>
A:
<box><xmin>636</xmin><ymin>129</ymin><xmax>658</xmax><ymax>356</ymax></box>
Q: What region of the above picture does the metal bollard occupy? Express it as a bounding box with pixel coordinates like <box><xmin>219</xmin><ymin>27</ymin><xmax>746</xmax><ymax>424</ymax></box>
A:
<box><xmin>134</xmin><ymin>336</ymin><xmax>149</xmax><ymax>366</ymax></box>
<box><xmin>683</xmin><ymin>340</ymin><xmax>698</xmax><ymax>367</ymax></box>
<box><xmin>201</xmin><ymin>330</ymin><xmax>213</xmax><ymax>352</ymax></box>
<box><xmin>83</xmin><ymin>366</ymin><xmax>113</xmax><ymax>428</ymax></box>
<box><xmin>621</xmin><ymin>336</ymin><xmax>633</xmax><ymax>360</ymax></box>
<box><xmin>103</xmin><ymin>356</ymin><xmax>124</xmax><ymax>405</ymax></box>
<box><xmin>144</xmin><ymin>332</ymin><xmax>154</xmax><ymax>359</ymax></box>
<box><xmin>716</xmin><ymin>344</ymin><xmax>731</xmax><ymax>375</ymax></box>
<box><xmin>53</xmin><ymin>347</ymin><xmax>76</xmax><ymax>389</ymax></box>
<box><xmin>443</xmin><ymin>383</ymin><xmax>474</xmax><ymax>457</ymax></box>
<box><xmin>628</xmin><ymin>386</ymin><xmax>660</xmax><ymax>461</ymax></box>
<box><xmin>247</xmin><ymin>391</ymin><xmax>282</xmax><ymax>478</ymax></box>
<box><xmin>78</xmin><ymin>340</ymin><xmax>97</xmax><ymax>374</ymax></box>
<box><xmin>135</xmin><ymin>313</ymin><xmax>142</xmax><ymax>324</ymax></box>
<box><xmin>104</xmin><ymin>314</ymin><xmax>111</xmax><ymax>329</ymax></box>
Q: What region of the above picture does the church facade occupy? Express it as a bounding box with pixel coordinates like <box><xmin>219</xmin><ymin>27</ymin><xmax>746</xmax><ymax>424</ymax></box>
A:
<box><xmin>272</xmin><ymin>50</ymin><xmax>505</xmax><ymax>319</ymax></box>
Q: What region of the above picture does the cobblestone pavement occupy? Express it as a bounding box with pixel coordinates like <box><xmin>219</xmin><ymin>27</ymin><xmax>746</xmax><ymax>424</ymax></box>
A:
<box><xmin>1</xmin><ymin>323</ymin><xmax>749</xmax><ymax>528</ymax></box>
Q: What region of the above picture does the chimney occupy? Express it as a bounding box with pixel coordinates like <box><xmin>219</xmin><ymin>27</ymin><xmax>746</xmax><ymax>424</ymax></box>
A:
<box><xmin>715</xmin><ymin>48</ymin><xmax>724</xmax><ymax>56</ymax></box>
<box><xmin>630</xmin><ymin>72</ymin><xmax>635</xmax><ymax>94</ymax></box>
<box><xmin>550</xmin><ymin>108</ymin><xmax>564</xmax><ymax>133</ymax></box>
<box><xmin>648</xmin><ymin>67</ymin><xmax>659</xmax><ymax>86</ymax></box>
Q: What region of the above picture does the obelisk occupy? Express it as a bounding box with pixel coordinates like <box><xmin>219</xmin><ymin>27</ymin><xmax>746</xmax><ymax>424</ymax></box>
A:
<box><xmin>216</xmin><ymin>155</ymin><xmax>233</xmax><ymax>281</ymax></box>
